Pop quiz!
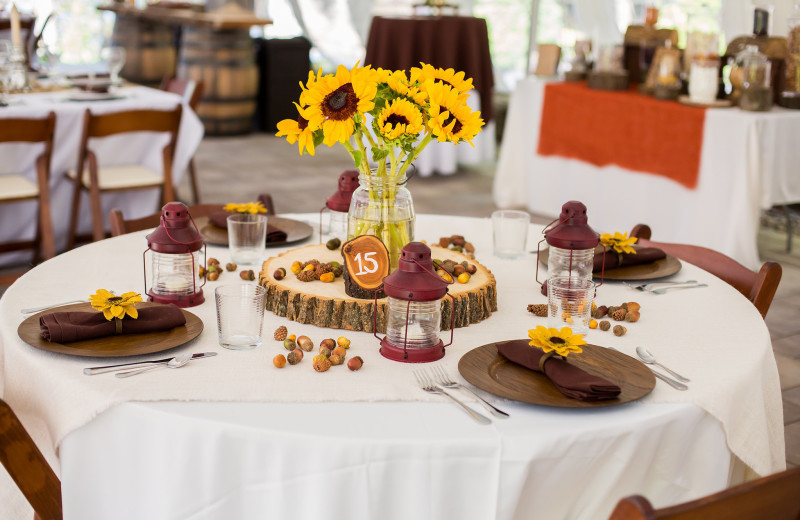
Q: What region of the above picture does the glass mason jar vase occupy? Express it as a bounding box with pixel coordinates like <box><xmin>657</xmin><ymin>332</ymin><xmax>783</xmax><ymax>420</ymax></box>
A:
<box><xmin>347</xmin><ymin>172</ymin><xmax>415</xmax><ymax>269</ymax></box>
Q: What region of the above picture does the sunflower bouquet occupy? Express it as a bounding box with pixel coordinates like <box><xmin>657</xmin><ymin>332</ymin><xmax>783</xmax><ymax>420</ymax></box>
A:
<box><xmin>277</xmin><ymin>63</ymin><xmax>484</xmax><ymax>267</ymax></box>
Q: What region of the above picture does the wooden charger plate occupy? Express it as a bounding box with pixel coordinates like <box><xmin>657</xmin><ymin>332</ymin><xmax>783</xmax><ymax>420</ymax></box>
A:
<box><xmin>197</xmin><ymin>216</ymin><xmax>313</xmax><ymax>248</ymax></box>
<box><xmin>458</xmin><ymin>343</ymin><xmax>655</xmax><ymax>408</ymax></box>
<box><xmin>537</xmin><ymin>248</ymin><xmax>681</xmax><ymax>281</ymax></box>
<box><xmin>18</xmin><ymin>302</ymin><xmax>203</xmax><ymax>358</ymax></box>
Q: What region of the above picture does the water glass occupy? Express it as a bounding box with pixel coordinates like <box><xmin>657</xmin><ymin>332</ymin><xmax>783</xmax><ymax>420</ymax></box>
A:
<box><xmin>228</xmin><ymin>214</ymin><xmax>267</xmax><ymax>265</ymax></box>
<box><xmin>547</xmin><ymin>277</ymin><xmax>596</xmax><ymax>335</ymax></box>
<box><xmin>102</xmin><ymin>46</ymin><xmax>126</xmax><ymax>84</ymax></box>
<box><xmin>215</xmin><ymin>284</ymin><xmax>266</xmax><ymax>350</ymax></box>
<box><xmin>491</xmin><ymin>210</ymin><xmax>530</xmax><ymax>259</ymax></box>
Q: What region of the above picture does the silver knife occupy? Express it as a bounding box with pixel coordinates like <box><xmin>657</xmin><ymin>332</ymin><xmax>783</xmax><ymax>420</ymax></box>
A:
<box><xmin>83</xmin><ymin>352</ymin><xmax>217</xmax><ymax>375</ymax></box>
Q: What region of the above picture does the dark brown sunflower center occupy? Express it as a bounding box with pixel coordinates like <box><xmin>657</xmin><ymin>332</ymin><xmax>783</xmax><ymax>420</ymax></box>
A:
<box><xmin>322</xmin><ymin>84</ymin><xmax>357</xmax><ymax>121</ymax></box>
<box><xmin>443</xmin><ymin>114</ymin><xmax>463</xmax><ymax>135</ymax></box>
<box><xmin>385</xmin><ymin>114</ymin><xmax>409</xmax><ymax>127</ymax></box>
<box><xmin>297</xmin><ymin>115</ymin><xmax>309</xmax><ymax>131</ymax></box>
<box><xmin>108</xmin><ymin>297</ymin><xmax>123</xmax><ymax>304</ymax></box>
<box><xmin>549</xmin><ymin>337</ymin><xmax>566</xmax><ymax>345</ymax></box>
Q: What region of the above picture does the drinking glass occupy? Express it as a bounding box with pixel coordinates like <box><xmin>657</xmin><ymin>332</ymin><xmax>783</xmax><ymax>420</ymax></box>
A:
<box><xmin>228</xmin><ymin>214</ymin><xmax>267</xmax><ymax>265</ymax></box>
<box><xmin>547</xmin><ymin>277</ymin><xmax>595</xmax><ymax>335</ymax></box>
<box><xmin>0</xmin><ymin>40</ymin><xmax>11</xmax><ymax>104</ymax></box>
<box><xmin>215</xmin><ymin>284</ymin><xmax>266</xmax><ymax>350</ymax></box>
<box><xmin>102</xmin><ymin>46</ymin><xmax>126</xmax><ymax>84</ymax></box>
<box><xmin>491</xmin><ymin>210</ymin><xmax>530</xmax><ymax>259</ymax></box>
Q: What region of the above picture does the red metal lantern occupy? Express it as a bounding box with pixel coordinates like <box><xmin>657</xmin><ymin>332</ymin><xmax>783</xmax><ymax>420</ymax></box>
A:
<box><xmin>536</xmin><ymin>201</ymin><xmax>603</xmax><ymax>294</ymax></box>
<box><xmin>375</xmin><ymin>242</ymin><xmax>455</xmax><ymax>363</ymax></box>
<box><xmin>320</xmin><ymin>170</ymin><xmax>359</xmax><ymax>242</ymax></box>
<box><xmin>143</xmin><ymin>202</ymin><xmax>206</xmax><ymax>307</ymax></box>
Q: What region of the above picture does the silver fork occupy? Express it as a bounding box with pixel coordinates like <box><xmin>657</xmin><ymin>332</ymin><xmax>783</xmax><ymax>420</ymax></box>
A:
<box><xmin>623</xmin><ymin>280</ymin><xmax>697</xmax><ymax>292</ymax></box>
<box><xmin>21</xmin><ymin>290</ymin><xmax>116</xmax><ymax>314</ymax></box>
<box><xmin>414</xmin><ymin>370</ymin><xmax>491</xmax><ymax>425</ymax></box>
<box><xmin>431</xmin><ymin>365</ymin><xmax>509</xmax><ymax>419</ymax></box>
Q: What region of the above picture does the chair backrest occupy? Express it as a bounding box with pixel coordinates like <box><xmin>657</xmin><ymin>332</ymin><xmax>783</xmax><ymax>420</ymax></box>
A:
<box><xmin>0</xmin><ymin>399</ymin><xmax>62</xmax><ymax>520</ymax></box>
<box><xmin>607</xmin><ymin>466</ymin><xmax>800</xmax><ymax>520</ymax></box>
<box><xmin>110</xmin><ymin>203</ymin><xmax>224</xmax><ymax>237</ymax></box>
<box><xmin>109</xmin><ymin>195</ymin><xmax>276</xmax><ymax>237</ymax></box>
<box><xmin>159</xmin><ymin>76</ymin><xmax>204</xmax><ymax>111</ymax></box>
<box><xmin>630</xmin><ymin>224</ymin><xmax>782</xmax><ymax>319</ymax></box>
<box><xmin>0</xmin><ymin>112</ymin><xmax>55</xmax><ymax>145</ymax></box>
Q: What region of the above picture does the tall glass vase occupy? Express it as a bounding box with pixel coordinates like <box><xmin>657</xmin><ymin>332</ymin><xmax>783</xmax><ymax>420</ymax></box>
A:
<box><xmin>347</xmin><ymin>171</ymin><xmax>415</xmax><ymax>270</ymax></box>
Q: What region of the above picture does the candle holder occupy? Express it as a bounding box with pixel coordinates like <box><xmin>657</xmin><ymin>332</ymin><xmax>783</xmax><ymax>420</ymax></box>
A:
<box><xmin>8</xmin><ymin>45</ymin><xmax>29</xmax><ymax>92</ymax></box>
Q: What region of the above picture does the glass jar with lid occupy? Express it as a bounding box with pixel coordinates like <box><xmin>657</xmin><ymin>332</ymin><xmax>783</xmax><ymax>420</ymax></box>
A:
<box><xmin>737</xmin><ymin>45</ymin><xmax>773</xmax><ymax>111</ymax></box>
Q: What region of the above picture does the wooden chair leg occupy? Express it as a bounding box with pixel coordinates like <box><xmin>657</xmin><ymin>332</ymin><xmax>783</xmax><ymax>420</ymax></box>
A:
<box><xmin>162</xmin><ymin>146</ymin><xmax>176</xmax><ymax>205</ymax></box>
<box><xmin>188</xmin><ymin>158</ymin><xmax>200</xmax><ymax>204</ymax></box>
<box><xmin>36</xmin><ymin>156</ymin><xmax>56</xmax><ymax>260</ymax></box>
<box><xmin>65</xmin><ymin>174</ymin><xmax>82</xmax><ymax>251</ymax></box>
<box><xmin>86</xmin><ymin>154</ymin><xmax>105</xmax><ymax>242</ymax></box>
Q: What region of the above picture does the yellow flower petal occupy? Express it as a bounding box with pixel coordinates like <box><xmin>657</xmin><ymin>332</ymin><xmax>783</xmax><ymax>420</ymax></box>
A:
<box><xmin>125</xmin><ymin>306</ymin><xmax>138</xmax><ymax>319</ymax></box>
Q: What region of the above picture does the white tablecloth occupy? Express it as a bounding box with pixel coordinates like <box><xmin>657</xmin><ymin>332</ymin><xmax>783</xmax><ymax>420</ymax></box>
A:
<box><xmin>0</xmin><ymin>86</ymin><xmax>204</xmax><ymax>266</ymax></box>
<box><xmin>0</xmin><ymin>214</ymin><xmax>784</xmax><ymax>519</ymax></box>
<box><xmin>493</xmin><ymin>77</ymin><xmax>800</xmax><ymax>270</ymax></box>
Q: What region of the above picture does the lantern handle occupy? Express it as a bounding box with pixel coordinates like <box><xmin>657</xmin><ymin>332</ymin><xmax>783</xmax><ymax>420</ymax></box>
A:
<box><xmin>373</xmin><ymin>285</ymin><xmax>385</xmax><ymax>341</ymax></box>
<box><xmin>596</xmin><ymin>244</ymin><xmax>606</xmax><ymax>289</ymax></box>
<box><xmin>535</xmin><ymin>237</ymin><xmax>547</xmax><ymax>286</ymax></box>
<box><xmin>442</xmin><ymin>292</ymin><xmax>456</xmax><ymax>348</ymax></box>
<box><xmin>160</xmin><ymin>214</ymin><xmax>202</xmax><ymax>247</ymax></box>
<box><xmin>142</xmin><ymin>247</ymin><xmax>151</xmax><ymax>297</ymax></box>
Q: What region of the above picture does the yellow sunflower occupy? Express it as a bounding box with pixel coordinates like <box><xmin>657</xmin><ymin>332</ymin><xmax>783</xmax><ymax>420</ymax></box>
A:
<box><xmin>302</xmin><ymin>64</ymin><xmax>378</xmax><ymax>146</ymax></box>
<box><xmin>424</xmin><ymin>81</ymin><xmax>484</xmax><ymax>145</ymax></box>
<box><xmin>276</xmin><ymin>103</ymin><xmax>321</xmax><ymax>156</ymax></box>
<box><xmin>410</xmin><ymin>63</ymin><xmax>474</xmax><ymax>95</ymax></box>
<box><xmin>385</xmin><ymin>70</ymin><xmax>428</xmax><ymax>106</ymax></box>
<box><xmin>376</xmin><ymin>98</ymin><xmax>424</xmax><ymax>140</ymax></box>
<box><xmin>528</xmin><ymin>325</ymin><xmax>586</xmax><ymax>357</ymax></box>
<box><xmin>89</xmin><ymin>289</ymin><xmax>142</xmax><ymax>321</ymax></box>
<box><xmin>600</xmin><ymin>232</ymin><xmax>638</xmax><ymax>254</ymax></box>
<box><xmin>223</xmin><ymin>201</ymin><xmax>267</xmax><ymax>215</ymax></box>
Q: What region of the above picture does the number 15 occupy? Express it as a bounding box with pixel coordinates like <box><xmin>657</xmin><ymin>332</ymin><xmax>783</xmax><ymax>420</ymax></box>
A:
<box><xmin>354</xmin><ymin>252</ymin><xmax>379</xmax><ymax>275</ymax></box>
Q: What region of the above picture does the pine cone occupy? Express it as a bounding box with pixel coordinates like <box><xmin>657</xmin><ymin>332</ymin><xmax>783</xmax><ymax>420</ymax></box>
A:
<box><xmin>612</xmin><ymin>308</ymin><xmax>627</xmax><ymax>321</ymax></box>
<box><xmin>315</xmin><ymin>263</ymin><xmax>334</xmax><ymax>280</ymax></box>
<box><xmin>274</xmin><ymin>326</ymin><xmax>288</xmax><ymax>341</ymax></box>
<box><xmin>527</xmin><ymin>304</ymin><xmax>548</xmax><ymax>317</ymax></box>
<box><xmin>301</xmin><ymin>259</ymin><xmax>320</xmax><ymax>269</ymax></box>
<box><xmin>297</xmin><ymin>270</ymin><xmax>316</xmax><ymax>282</ymax></box>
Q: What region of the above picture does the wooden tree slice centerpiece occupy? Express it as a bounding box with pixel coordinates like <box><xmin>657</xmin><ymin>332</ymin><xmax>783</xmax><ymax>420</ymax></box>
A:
<box><xmin>259</xmin><ymin>244</ymin><xmax>497</xmax><ymax>333</ymax></box>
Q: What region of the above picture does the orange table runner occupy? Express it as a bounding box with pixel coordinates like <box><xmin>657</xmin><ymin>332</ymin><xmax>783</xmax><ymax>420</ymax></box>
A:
<box><xmin>537</xmin><ymin>82</ymin><xmax>706</xmax><ymax>189</ymax></box>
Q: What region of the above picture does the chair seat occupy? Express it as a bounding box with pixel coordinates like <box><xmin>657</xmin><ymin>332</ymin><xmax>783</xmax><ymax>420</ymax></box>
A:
<box><xmin>67</xmin><ymin>165</ymin><xmax>162</xmax><ymax>190</ymax></box>
<box><xmin>0</xmin><ymin>174</ymin><xmax>39</xmax><ymax>200</ymax></box>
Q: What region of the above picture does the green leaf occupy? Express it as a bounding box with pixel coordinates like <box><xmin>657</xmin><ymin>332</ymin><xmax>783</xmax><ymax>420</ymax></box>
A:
<box><xmin>349</xmin><ymin>149</ymin><xmax>363</xmax><ymax>168</ymax></box>
<box><xmin>371</xmin><ymin>147</ymin><xmax>389</xmax><ymax>162</ymax></box>
<box><xmin>312</xmin><ymin>130</ymin><xmax>324</xmax><ymax>148</ymax></box>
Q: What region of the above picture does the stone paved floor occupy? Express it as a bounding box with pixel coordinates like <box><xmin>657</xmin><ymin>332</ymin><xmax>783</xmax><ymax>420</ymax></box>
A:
<box><xmin>1</xmin><ymin>132</ymin><xmax>799</xmax><ymax>470</ymax></box>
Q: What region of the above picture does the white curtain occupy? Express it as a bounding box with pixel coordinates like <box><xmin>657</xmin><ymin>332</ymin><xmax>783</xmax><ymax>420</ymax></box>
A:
<box><xmin>286</xmin><ymin>0</ymin><xmax>370</xmax><ymax>66</ymax></box>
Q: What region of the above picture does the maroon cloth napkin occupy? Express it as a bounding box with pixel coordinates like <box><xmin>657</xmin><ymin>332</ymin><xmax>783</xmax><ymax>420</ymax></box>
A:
<box><xmin>39</xmin><ymin>305</ymin><xmax>186</xmax><ymax>343</ymax></box>
<box><xmin>209</xmin><ymin>211</ymin><xmax>288</xmax><ymax>243</ymax></box>
<box><xmin>496</xmin><ymin>339</ymin><xmax>621</xmax><ymax>401</ymax></box>
<box><xmin>593</xmin><ymin>247</ymin><xmax>666</xmax><ymax>272</ymax></box>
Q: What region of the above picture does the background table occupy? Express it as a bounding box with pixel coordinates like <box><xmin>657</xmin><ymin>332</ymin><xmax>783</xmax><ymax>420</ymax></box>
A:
<box><xmin>0</xmin><ymin>86</ymin><xmax>204</xmax><ymax>267</ymax></box>
<box><xmin>364</xmin><ymin>16</ymin><xmax>495</xmax><ymax>176</ymax></box>
<box><xmin>0</xmin><ymin>215</ymin><xmax>784</xmax><ymax>519</ymax></box>
<box><xmin>494</xmin><ymin>77</ymin><xmax>800</xmax><ymax>270</ymax></box>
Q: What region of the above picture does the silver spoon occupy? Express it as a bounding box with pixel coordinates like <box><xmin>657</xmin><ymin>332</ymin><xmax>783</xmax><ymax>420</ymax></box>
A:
<box><xmin>635</xmin><ymin>347</ymin><xmax>690</xmax><ymax>382</ymax></box>
<box><xmin>115</xmin><ymin>354</ymin><xmax>192</xmax><ymax>378</ymax></box>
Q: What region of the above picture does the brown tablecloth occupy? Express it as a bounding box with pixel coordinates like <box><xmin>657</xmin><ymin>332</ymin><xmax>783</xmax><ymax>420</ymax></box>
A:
<box><xmin>364</xmin><ymin>15</ymin><xmax>494</xmax><ymax>122</ymax></box>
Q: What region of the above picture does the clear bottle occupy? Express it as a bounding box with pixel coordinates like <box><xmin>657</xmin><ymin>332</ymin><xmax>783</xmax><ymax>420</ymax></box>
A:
<box><xmin>737</xmin><ymin>45</ymin><xmax>773</xmax><ymax>111</ymax></box>
<box><xmin>684</xmin><ymin>1</ymin><xmax>720</xmax><ymax>76</ymax></box>
<box><xmin>785</xmin><ymin>2</ymin><xmax>800</xmax><ymax>97</ymax></box>
<box><xmin>347</xmin><ymin>172</ymin><xmax>415</xmax><ymax>270</ymax></box>
<box><xmin>385</xmin><ymin>298</ymin><xmax>441</xmax><ymax>350</ymax></box>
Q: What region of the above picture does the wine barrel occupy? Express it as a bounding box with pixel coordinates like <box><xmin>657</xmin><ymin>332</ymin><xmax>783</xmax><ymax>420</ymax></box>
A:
<box><xmin>111</xmin><ymin>15</ymin><xmax>177</xmax><ymax>88</ymax></box>
<box><xmin>177</xmin><ymin>27</ymin><xmax>258</xmax><ymax>136</ymax></box>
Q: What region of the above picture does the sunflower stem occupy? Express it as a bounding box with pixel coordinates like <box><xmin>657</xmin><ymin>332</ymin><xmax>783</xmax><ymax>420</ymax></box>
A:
<box><xmin>399</xmin><ymin>133</ymin><xmax>433</xmax><ymax>178</ymax></box>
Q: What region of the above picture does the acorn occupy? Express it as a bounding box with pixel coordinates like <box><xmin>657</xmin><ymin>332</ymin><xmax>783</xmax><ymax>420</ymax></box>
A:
<box><xmin>347</xmin><ymin>356</ymin><xmax>364</xmax><ymax>371</ymax></box>
<box><xmin>297</xmin><ymin>336</ymin><xmax>314</xmax><ymax>352</ymax></box>
<box><xmin>273</xmin><ymin>267</ymin><xmax>286</xmax><ymax>280</ymax></box>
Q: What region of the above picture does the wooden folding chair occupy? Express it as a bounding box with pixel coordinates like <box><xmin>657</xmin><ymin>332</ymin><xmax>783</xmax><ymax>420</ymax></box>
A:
<box><xmin>108</xmin><ymin>194</ymin><xmax>274</xmax><ymax>237</ymax></box>
<box><xmin>160</xmin><ymin>76</ymin><xmax>204</xmax><ymax>204</ymax></box>
<box><xmin>607</xmin><ymin>466</ymin><xmax>800</xmax><ymax>520</ymax></box>
<box><xmin>0</xmin><ymin>398</ymin><xmax>62</xmax><ymax>520</ymax></box>
<box><xmin>65</xmin><ymin>106</ymin><xmax>183</xmax><ymax>247</ymax></box>
<box><xmin>0</xmin><ymin>112</ymin><xmax>56</xmax><ymax>263</ymax></box>
<box><xmin>630</xmin><ymin>224</ymin><xmax>782</xmax><ymax>319</ymax></box>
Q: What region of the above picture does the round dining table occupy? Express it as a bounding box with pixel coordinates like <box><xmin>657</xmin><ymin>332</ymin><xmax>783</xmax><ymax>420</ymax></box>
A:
<box><xmin>0</xmin><ymin>214</ymin><xmax>784</xmax><ymax>520</ymax></box>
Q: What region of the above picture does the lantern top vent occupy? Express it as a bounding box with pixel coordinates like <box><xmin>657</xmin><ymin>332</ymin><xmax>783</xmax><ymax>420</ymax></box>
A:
<box><xmin>545</xmin><ymin>201</ymin><xmax>600</xmax><ymax>250</ymax></box>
